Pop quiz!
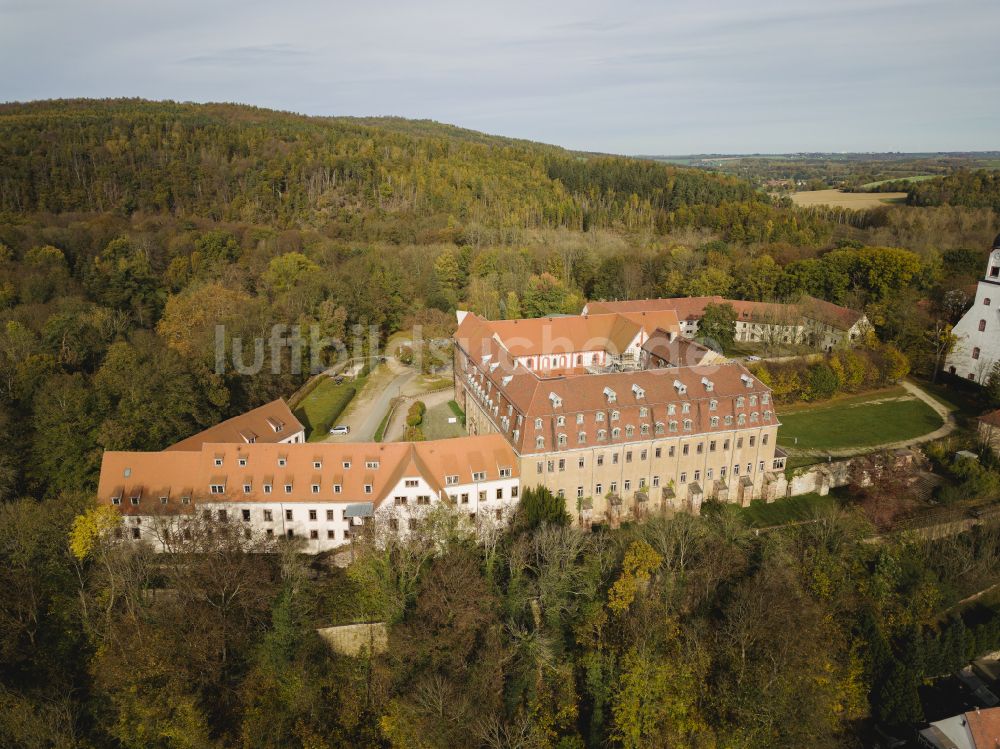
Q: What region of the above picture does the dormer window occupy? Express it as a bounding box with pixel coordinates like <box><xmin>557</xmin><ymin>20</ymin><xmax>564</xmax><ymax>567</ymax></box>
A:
<box><xmin>741</xmin><ymin>374</ymin><xmax>753</xmax><ymax>388</ymax></box>
<box><xmin>709</xmin><ymin>399</ymin><xmax>718</xmax><ymax>411</ymax></box>
<box><xmin>596</xmin><ymin>412</ymin><xmax>605</xmax><ymax>423</ymax></box>
<box><xmin>701</xmin><ymin>377</ymin><xmax>714</xmax><ymax>391</ymax></box>
<box><xmin>576</xmin><ymin>413</ymin><xmax>584</xmax><ymax>424</ymax></box>
<box><xmin>549</xmin><ymin>392</ymin><xmax>562</xmax><ymax>408</ymax></box>
<box><xmin>238</xmin><ymin>457</ymin><xmax>247</xmax><ymax>467</ymax></box>
<box><xmin>736</xmin><ymin>396</ymin><xmax>745</xmax><ymax>408</ymax></box>
<box><xmin>673</xmin><ymin>379</ymin><xmax>686</xmax><ymax>395</ymax></box>
<box><xmin>578</xmin><ymin>431</ymin><xmax>587</xmax><ymax>443</ymax></box>
<box><xmin>313</xmin><ymin>460</ymin><xmax>322</xmax><ymax>469</ymax></box>
<box><xmin>501</xmin><ymin>375</ymin><xmax>512</xmax><ymax>387</ymax></box>
<box><xmin>639</xmin><ymin>407</ymin><xmax>648</xmax><ymax>418</ymax></box>
<box><xmin>343</xmin><ymin>461</ymin><xmax>351</xmax><ymax>469</ymax></box>
<box><xmin>631</xmin><ymin>384</ymin><xmax>645</xmax><ymax>399</ymax></box>
<box><xmin>536</xmin><ymin>436</ymin><xmax>545</xmax><ymax>449</ymax></box>
<box><xmin>612</xmin><ymin>427</ymin><xmax>621</xmax><ymax>439</ymax></box>
<box><xmin>603</xmin><ymin>387</ymin><xmax>617</xmax><ymax>403</ymax></box>
<box><xmin>668</xmin><ymin>404</ymin><xmax>676</xmax><ymax>415</ymax></box>
<box><xmin>446</xmin><ymin>474</ymin><xmax>459</xmax><ymax>485</ymax></box>
<box><xmin>535</xmin><ymin>418</ymin><xmax>543</xmax><ymax>429</ymax></box>
<box><xmin>278</xmin><ymin>455</ymin><xmax>287</xmax><ymax>467</ymax></box>
<box><xmin>625</xmin><ymin>425</ymin><xmax>635</xmax><ymax>437</ymax></box>
<box><xmin>611</xmin><ymin>410</ymin><xmax>620</xmax><ymax>421</ymax></box>
<box><xmin>597</xmin><ymin>429</ymin><xmax>607</xmax><ymax>441</ymax></box>
<box><xmin>558</xmin><ymin>434</ymin><xmax>567</xmax><ymax>447</ymax></box>
<box><xmin>214</xmin><ymin>456</ymin><xmax>223</xmax><ymax>467</ymax></box>
<box><xmin>556</xmin><ymin>416</ymin><xmax>565</xmax><ymax>427</ymax></box>
<box><xmin>683</xmin><ymin>419</ymin><xmax>692</xmax><ymax>431</ymax></box>
<box><xmin>681</xmin><ymin>403</ymin><xmax>690</xmax><ymax>414</ymax></box>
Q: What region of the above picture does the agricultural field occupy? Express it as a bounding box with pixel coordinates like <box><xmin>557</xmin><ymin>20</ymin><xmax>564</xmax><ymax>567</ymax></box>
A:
<box><xmin>790</xmin><ymin>189</ymin><xmax>908</xmax><ymax>209</ymax></box>
<box><xmin>777</xmin><ymin>386</ymin><xmax>945</xmax><ymax>453</ymax></box>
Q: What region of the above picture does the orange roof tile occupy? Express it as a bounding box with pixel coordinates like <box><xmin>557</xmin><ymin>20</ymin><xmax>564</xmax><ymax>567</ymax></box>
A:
<box><xmin>167</xmin><ymin>399</ymin><xmax>304</xmax><ymax>451</ymax></box>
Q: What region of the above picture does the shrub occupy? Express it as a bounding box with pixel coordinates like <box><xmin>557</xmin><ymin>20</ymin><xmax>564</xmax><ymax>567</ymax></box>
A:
<box><xmin>406</xmin><ymin>400</ymin><xmax>426</xmax><ymax>427</ymax></box>
<box><xmin>315</xmin><ymin>385</ymin><xmax>356</xmax><ymax>435</ymax></box>
<box><xmin>403</xmin><ymin>425</ymin><xmax>425</xmax><ymax>442</ymax></box>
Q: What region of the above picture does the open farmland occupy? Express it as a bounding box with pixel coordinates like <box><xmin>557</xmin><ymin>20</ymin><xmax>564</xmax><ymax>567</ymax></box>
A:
<box><xmin>790</xmin><ymin>189</ymin><xmax>908</xmax><ymax>209</ymax></box>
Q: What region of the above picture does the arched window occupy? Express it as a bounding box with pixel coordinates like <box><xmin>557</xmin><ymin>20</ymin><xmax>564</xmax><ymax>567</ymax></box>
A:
<box><xmin>980</xmin><ymin>320</ymin><xmax>988</xmax><ymax>332</ymax></box>
<box><xmin>655</xmin><ymin>422</ymin><xmax>664</xmax><ymax>435</ymax></box>
<box><xmin>536</xmin><ymin>436</ymin><xmax>544</xmax><ymax>449</ymax></box>
<box><xmin>578</xmin><ymin>431</ymin><xmax>587</xmax><ymax>444</ymax></box>
<box><xmin>973</xmin><ymin>347</ymin><xmax>981</xmax><ymax>360</ymax></box>
<box><xmin>558</xmin><ymin>434</ymin><xmax>567</xmax><ymax>447</ymax></box>
<box><xmin>535</xmin><ymin>418</ymin><xmax>542</xmax><ymax>430</ymax></box>
<box><xmin>625</xmin><ymin>425</ymin><xmax>635</xmax><ymax>437</ymax></box>
<box><xmin>640</xmin><ymin>424</ymin><xmax>650</xmax><ymax>435</ymax></box>
<box><xmin>710</xmin><ymin>416</ymin><xmax>719</xmax><ymax>427</ymax></box>
<box><xmin>597</xmin><ymin>429</ymin><xmax>607</xmax><ymax>441</ymax></box>
<box><xmin>683</xmin><ymin>419</ymin><xmax>692</xmax><ymax>431</ymax></box>
<box><xmin>612</xmin><ymin>427</ymin><xmax>621</xmax><ymax>439</ymax></box>
<box><xmin>669</xmin><ymin>420</ymin><xmax>678</xmax><ymax>432</ymax></box>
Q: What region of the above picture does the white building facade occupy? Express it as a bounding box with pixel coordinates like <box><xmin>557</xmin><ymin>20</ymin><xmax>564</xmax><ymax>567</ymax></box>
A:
<box><xmin>946</xmin><ymin>235</ymin><xmax>1000</xmax><ymax>383</ymax></box>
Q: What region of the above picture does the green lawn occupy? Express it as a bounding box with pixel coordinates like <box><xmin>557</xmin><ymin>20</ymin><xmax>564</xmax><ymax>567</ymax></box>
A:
<box><xmin>777</xmin><ymin>388</ymin><xmax>943</xmax><ymax>452</ymax></box>
<box><xmin>419</xmin><ymin>401</ymin><xmax>467</xmax><ymax>441</ymax></box>
<box><xmin>293</xmin><ymin>376</ymin><xmax>364</xmax><ymax>441</ymax></box>
<box><xmin>741</xmin><ymin>492</ymin><xmax>840</xmax><ymax>527</ymax></box>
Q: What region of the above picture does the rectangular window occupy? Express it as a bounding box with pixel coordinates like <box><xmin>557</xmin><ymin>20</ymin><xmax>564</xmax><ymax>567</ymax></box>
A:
<box><xmin>326</xmin><ymin>509</ymin><xmax>334</xmax><ymax>521</ymax></box>
<box><xmin>652</xmin><ymin>475</ymin><xmax>660</xmax><ymax>487</ymax></box>
<box><xmin>479</xmin><ymin>490</ymin><xmax>487</xmax><ymax>502</ymax></box>
<box><xmin>334</xmin><ymin>484</ymin><xmax>342</xmax><ymax>494</ymax></box>
<box><xmin>309</xmin><ymin>509</ymin><xmax>317</xmax><ymax>521</ymax></box>
<box><xmin>655</xmin><ymin>447</ymin><xmax>661</xmax><ymax>458</ymax></box>
<box><xmin>285</xmin><ymin>509</ymin><xmax>293</xmax><ymax>521</ymax></box>
<box><xmin>669</xmin><ymin>446</ymin><xmax>676</xmax><ymax>457</ymax></box>
<box><xmin>263</xmin><ymin>484</ymin><xmax>272</xmax><ymax>494</ymax></box>
<box><xmin>537</xmin><ymin>462</ymin><xmax>543</xmax><ymax>474</ymax></box>
<box><xmin>612</xmin><ymin>453</ymin><xmax>619</xmax><ymax>465</ymax></box>
<box><xmin>512</xmin><ymin>486</ymin><xmax>519</xmax><ymax>498</ymax></box>
<box><xmin>626</xmin><ymin>451</ymin><xmax>632</xmax><ymax>463</ymax></box>
<box><xmin>263</xmin><ymin>509</ymin><xmax>273</xmax><ymax>521</ymax></box>
<box><xmin>327</xmin><ymin>530</ymin><xmax>335</xmax><ymax>539</ymax></box>
<box><xmin>597</xmin><ymin>454</ymin><xmax>604</xmax><ymax>466</ymax></box>
<box><xmin>578</xmin><ymin>457</ymin><xmax>585</xmax><ymax>469</ymax></box>
<box><xmin>217</xmin><ymin>509</ymin><xmax>227</xmax><ymax>522</ymax></box>
<box><xmin>364</xmin><ymin>484</ymin><xmax>372</xmax><ymax>494</ymax></box>
<box><xmin>461</xmin><ymin>493</ymin><xmax>469</xmax><ymax>504</ymax></box>
<box><xmin>680</xmin><ymin>472</ymin><xmax>687</xmax><ymax>484</ymax></box>
<box><xmin>682</xmin><ymin>444</ymin><xmax>689</xmax><ymax>456</ymax></box>
<box><xmin>242</xmin><ymin>509</ymin><xmax>251</xmax><ymax>522</ymax></box>
<box><xmin>311</xmin><ymin>484</ymin><xmax>320</xmax><ymax>494</ymax></box>
<box><xmin>310</xmin><ymin>530</ymin><xmax>319</xmax><ymax>540</ymax></box>
<box><xmin>577</xmin><ymin>486</ymin><xmax>584</xmax><ymax>499</ymax></box>
<box><xmin>596</xmin><ymin>483</ymin><xmax>603</xmax><ymax>495</ymax></box>
<box><xmin>496</xmin><ymin>488</ymin><xmax>503</xmax><ymax>500</ymax></box>
<box><xmin>750</xmin><ymin>436</ymin><xmax>756</xmax><ymax>447</ymax></box>
<box><xmin>624</xmin><ymin>479</ymin><xmax>631</xmax><ymax>491</ymax></box>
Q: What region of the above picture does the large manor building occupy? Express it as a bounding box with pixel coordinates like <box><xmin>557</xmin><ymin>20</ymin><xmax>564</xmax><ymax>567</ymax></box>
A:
<box><xmin>98</xmin><ymin>304</ymin><xmax>792</xmax><ymax>553</ymax></box>
<box><xmin>452</xmin><ymin>310</ymin><xmax>784</xmax><ymax>522</ymax></box>
<box><xmin>585</xmin><ymin>295</ymin><xmax>871</xmax><ymax>351</ymax></box>
<box><xmin>946</xmin><ymin>234</ymin><xmax>1000</xmax><ymax>383</ymax></box>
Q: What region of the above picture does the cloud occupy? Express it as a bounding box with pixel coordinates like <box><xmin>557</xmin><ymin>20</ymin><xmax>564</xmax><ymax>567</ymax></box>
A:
<box><xmin>178</xmin><ymin>43</ymin><xmax>310</xmax><ymax>67</ymax></box>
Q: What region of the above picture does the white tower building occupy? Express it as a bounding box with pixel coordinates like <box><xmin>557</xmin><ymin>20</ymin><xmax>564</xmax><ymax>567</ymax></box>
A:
<box><xmin>946</xmin><ymin>234</ymin><xmax>1000</xmax><ymax>383</ymax></box>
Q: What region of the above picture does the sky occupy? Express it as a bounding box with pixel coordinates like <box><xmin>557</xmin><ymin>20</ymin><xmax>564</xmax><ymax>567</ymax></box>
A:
<box><xmin>1</xmin><ymin>0</ymin><xmax>998</xmax><ymax>154</ymax></box>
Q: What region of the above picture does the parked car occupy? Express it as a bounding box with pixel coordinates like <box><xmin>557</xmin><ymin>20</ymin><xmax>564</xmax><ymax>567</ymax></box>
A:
<box><xmin>746</xmin><ymin>355</ymin><xmax>762</xmax><ymax>362</ymax></box>
<box><xmin>329</xmin><ymin>425</ymin><xmax>350</xmax><ymax>435</ymax></box>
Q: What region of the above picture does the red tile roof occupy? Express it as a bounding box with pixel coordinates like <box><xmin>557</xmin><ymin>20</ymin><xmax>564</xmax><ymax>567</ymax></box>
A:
<box><xmin>166</xmin><ymin>399</ymin><xmax>304</xmax><ymax>451</ymax></box>
<box><xmin>99</xmin><ymin>435</ymin><xmax>519</xmax><ymax>514</ymax></box>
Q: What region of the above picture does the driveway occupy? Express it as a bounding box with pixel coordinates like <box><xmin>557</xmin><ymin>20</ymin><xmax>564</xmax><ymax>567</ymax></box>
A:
<box><xmin>382</xmin><ymin>387</ymin><xmax>455</xmax><ymax>442</ymax></box>
<box><xmin>323</xmin><ymin>359</ymin><xmax>419</xmax><ymax>442</ymax></box>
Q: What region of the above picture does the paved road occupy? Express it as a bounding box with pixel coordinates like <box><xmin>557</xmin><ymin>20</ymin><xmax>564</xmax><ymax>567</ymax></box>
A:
<box><xmin>382</xmin><ymin>387</ymin><xmax>455</xmax><ymax>442</ymax></box>
<box><xmin>784</xmin><ymin>379</ymin><xmax>957</xmax><ymax>459</ymax></box>
<box><xmin>323</xmin><ymin>360</ymin><xmax>454</xmax><ymax>443</ymax></box>
<box><xmin>323</xmin><ymin>359</ymin><xmax>418</xmax><ymax>443</ymax></box>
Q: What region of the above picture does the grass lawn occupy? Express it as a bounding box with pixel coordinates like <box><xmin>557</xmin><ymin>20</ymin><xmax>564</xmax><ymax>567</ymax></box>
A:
<box><xmin>777</xmin><ymin>388</ymin><xmax>943</xmax><ymax>452</ymax></box>
<box><xmin>741</xmin><ymin>492</ymin><xmax>840</xmax><ymax>527</ymax></box>
<box><xmin>420</xmin><ymin>401</ymin><xmax>466</xmax><ymax>441</ymax></box>
<box><xmin>294</xmin><ymin>376</ymin><xmax>365</xmax><ymax>441</ymax></box>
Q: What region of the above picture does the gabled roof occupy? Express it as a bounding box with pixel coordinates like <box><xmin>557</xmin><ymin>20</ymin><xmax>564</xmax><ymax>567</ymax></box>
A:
<box><xmin>98</xmin><ymin>434</ymin><xmax>519</xmax><ymax>514</ymax></box>
<box><xmin>167</xmin><ymin>399</ymin><xmax>304</xmax><ymax>451</ymax></box>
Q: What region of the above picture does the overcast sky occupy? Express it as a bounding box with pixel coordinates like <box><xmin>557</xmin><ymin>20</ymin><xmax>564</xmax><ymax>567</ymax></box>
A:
<box><xmin>1</xmin><ymin>0</ymin><xmax>997</xmax><ymax>154</ymax></box>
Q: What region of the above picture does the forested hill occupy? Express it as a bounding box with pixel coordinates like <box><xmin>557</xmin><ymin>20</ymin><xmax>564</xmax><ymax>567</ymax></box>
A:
<box><xmin>904</xmin><ymin>169</ymin><xmax>1000</xmax><ymax>213</ymax></box>
<box><xmin>0</xmin><ymin>98</ymin><xmax>826</xmax><ymax>244</ymax></box>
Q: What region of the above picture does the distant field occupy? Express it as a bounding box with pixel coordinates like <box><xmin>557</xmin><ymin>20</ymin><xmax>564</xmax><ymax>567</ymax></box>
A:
<box><xmin>860</xmin><ymin>174</ymin><xmax>937</xmax><ymax>189</ymax></box>
<box><xmin>777</xmin><ymin>387</ymin><xmax>943</xmax><ymax>451</ymax></box>
<box><xmin>790</xmin><ymin>189</ymin><xmax>908</xmax><ymax>209</ymax></box>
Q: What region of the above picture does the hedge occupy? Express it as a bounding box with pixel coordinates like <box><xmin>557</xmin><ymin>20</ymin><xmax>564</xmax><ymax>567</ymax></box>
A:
<box><xmin>314</xmin><ymin>385</ymin><xmax>356</xmax><ymax>435</ymax></box>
